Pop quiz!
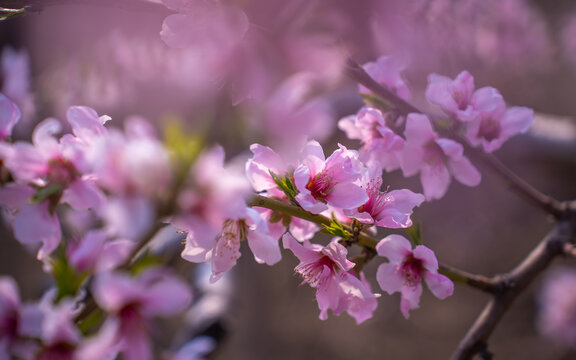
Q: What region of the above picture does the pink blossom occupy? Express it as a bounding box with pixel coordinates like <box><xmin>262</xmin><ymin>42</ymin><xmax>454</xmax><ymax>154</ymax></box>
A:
<box><xmin>90</xmin><ymin>268</ymin><xmax>193</xmax><ymax>360</ymax></box>
<box><xmin>0</xmin><ymin>277</ymin><xmax>43</xmax><ymax>359</ymax></box>
<box><xmin>376</xmin><ymin>234</ymin><xmax>453</xmax><ymax>318</ymax></box>
<box><xmin>338</xmin><ymin>106</ymin><xmax>405</xmax><ymax>172</ymax></box>
<box><xmin>175</xmin><ymin>146</ymin><xmax>281</xmax><ymax>282</ymax></box>
<box><xmin>346</xmin><ymin>177</ymin><xmax>425</xmax><ymax>228</ymax></box>
<box><xmin>401</xmin><ymin>113</ymin><xmax>481</xmax><ymax>200</ymax></box>
<box><xmin>255</xmin><ymin>73</ymin><xmax>335</xmax><ymax>151</ymax></box>
<box><xmin>425</xmin><ymin>71</ymin><xmax>476</xmax><ymax>122</ymax></box>
<box><xmin>246</xmin><ymin>143</ymin><xmax>319</xmax><ymax>241</ymax></box>
<box><xmin>67</xmin><ymin>230</ymin><xmax>133</xmax><ymax>274</ymax></box>
<box><xmin>283</xmin><ymin>233</ymin><xmax>378</xmax><ymax>323</ymax></box>
<box><xmin>245</xmin><ymin>143</ymin><xmax>293</xmax><ymax>198</ymax></box>
<box><xmin>0</xmin><ymin>93</ymin><xmax>20</xmax><ymax>141</ymax></box>
<box><xmin>360</xmin><ymin>56</ymin><xmax>411</xmax><ymax>101</ymax></box>
<box><xmin>465</xmin><ymin>88</ymin><xmax>534</xmax><ymax>152</ymax></box>
<box><xmin>293</xmin><ymin>140</ymin><xmax>368</xmax><ymax>214</ymax></box>
<box><xmin>538</xmin><ymin>267</ymin><xmax>576</xmax><ymax>347</ymax></box>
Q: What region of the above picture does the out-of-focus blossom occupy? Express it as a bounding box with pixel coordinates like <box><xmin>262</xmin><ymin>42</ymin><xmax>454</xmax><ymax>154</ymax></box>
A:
<box><xmin>294</xmin><ymin>140</ymin><xmax>368</xmax><ymax>214</ymax></box>
<box><xmin>338</xmin><ymin>106</ymin><xmax>405</xmax><ymax>172</ymax></box>
<box><xmin>345</xmin><ymin>177</ymin><xmax>425</xmax><ymax>228</ymax></box>
<box><xmin>1</xmin><ymin>47</ymin><xmax>35</xmax><ymax>123</ymax></box>
<box><xmin>538</xmin><ymin>267</ymin><xmax>576</xmax><ymax>347</ymax></box>
<box><xmin>174</xmin><ymin>145</ymin><xmax>281</xmax><ymax>282</ymax></box>
<box><xmin>0</xmin><ymin>106</ymin><xmax>108</xmax><ymax>258</ymax></box>
<box><xmin>465</xmin><ymin>88</ymin><xmax>534</xmax><ymax>153</ymax></box>
<box><xmin>426</xmin><ymin>71</ymin><xmax>534</xmax><ymax>152</ymax></box>
<box><xmin>67</xmin><ymin>230</ymin><xmax>133</xmax><ymax>274</ymax></box>
<box><xmin>376</xmin><ymin>234</ymin><xmax>453</xmax><ymax>318</ymax></box>
<box><xmin>283</xmin><ymin>233</ymin><xmax>378</xmax><ymax>323</ymax></box>
<box><xmin>425</xmin><ymin>71</ymin><xmax>476</xmax><ymax>122</ymax></box>
<box><xmin>36</xmin><ymin>295</ymin><xmax>81</xmax><ymax>359</ymax></box>
<box><xmin>250</xmin><ymin>72</ymin><xmax>335</xmax><ymax>152</ymax></box>
<box><xmin>86</xmin><ymin>268</ymin><xmax>193</xmax><ymax>360</ymax></box>
<box><xmin>0</xmin><ymin>93</ymin><xmax>20</xmax><ymax>141</ymax></box>
<box><xmin>359</xmin><ymin>56</ymin><xmax>411</xmax><ymax>101</ymax></box>
<box><xmin>401</xmin><ymin>113</ymin><xmax>481</xmax><ymax>200</ymax></box>
<box><xmin>372</xmin><ymin>0</ymin><xmax>554</xmax><ymax>78</ymax></box>
<box><xmin>0</xmin><ymin>277</ymin><xmax>43</xmax><ymax>360</ymax></box>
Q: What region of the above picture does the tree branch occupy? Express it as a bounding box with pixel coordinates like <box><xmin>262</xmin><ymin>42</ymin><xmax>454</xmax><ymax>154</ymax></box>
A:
<box><xmin>248</xmin><ymin>194</ymin><xmax>496</xmax><ymax>291</ymax></box>
<box><xmin>450</xmin><ymin>213</ymin><xmax>576</xmax><ymax>360</ymax></box>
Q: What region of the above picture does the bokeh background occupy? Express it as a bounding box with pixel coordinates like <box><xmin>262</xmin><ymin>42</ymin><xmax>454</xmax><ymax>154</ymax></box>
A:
<box><xmin>2</xmin><ymin>0</ymin><xmax>576</xmax><ymax>359</ymax></box>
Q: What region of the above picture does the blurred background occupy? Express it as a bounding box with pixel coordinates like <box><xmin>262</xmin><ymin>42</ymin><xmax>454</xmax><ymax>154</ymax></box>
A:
<box><xmin>1</xmin><ymin>0</ymin><xmax>576</xmax><ymax>358</ymax></box>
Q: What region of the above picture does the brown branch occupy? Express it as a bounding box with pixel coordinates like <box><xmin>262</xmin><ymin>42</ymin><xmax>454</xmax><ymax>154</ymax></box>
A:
<box><xmin>450</xmin><ymin>214</ymin><xmax>576</xmax><ymax>360</ymax></box>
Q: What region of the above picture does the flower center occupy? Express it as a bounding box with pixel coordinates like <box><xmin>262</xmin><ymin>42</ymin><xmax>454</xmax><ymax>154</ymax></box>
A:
<box><xmin>477</xmin><ymin>117</ymin><xmax>501</xmax><ymax>142</ymax></box>
<box><xmin>306</xmin><ymin>172</ymin><xmax>335</xmax><ymax>201</ymax></box>
<box><xmin>296</xmin><ymin>255</ymin><xmax>335</xmax><ymax>288</ymax></box>
<box><xmin>399</xmin><ymin>254</ymin><xmax>425</xmax><ymax>287</ymax></box>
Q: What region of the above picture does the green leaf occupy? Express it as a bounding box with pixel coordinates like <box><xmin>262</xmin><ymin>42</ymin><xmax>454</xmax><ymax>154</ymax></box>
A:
<box><xmin>163</xmin><ymin>119</ymin><xmax>203</xmax><ymax>177</ymax></box>
<box><xmin>51</xmin><ymin>254</ymin><xmax>87</xmax><ymax>303</ymax></box>
<box><xmin>30</xmin><ymin>183</ymin><xmax>62</xmax><ymax>204</ymax></box>
<box><xmin>321</xmin><ymin>216</ymin><xmax>352</xmax><ymax>240</ymax></box>
<box><xmin>269</xmin><ymin>170</ymin><xmax>298</xmax><ymax>202</ymax></box>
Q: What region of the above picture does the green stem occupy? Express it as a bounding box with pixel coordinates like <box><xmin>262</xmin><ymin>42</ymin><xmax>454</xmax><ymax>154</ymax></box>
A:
<box><xmin>249</xmin><ymin>194</ymin><xmax>495</xmax><ymax>291</ymax></box>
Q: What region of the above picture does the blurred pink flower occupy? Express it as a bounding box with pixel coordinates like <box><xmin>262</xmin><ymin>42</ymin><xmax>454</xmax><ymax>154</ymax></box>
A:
<box><xmin>465</xmin><ymin>88</ymin><xmax>534</xmax><ymax>153</ymax></box>
<box><xmin>376</xmin><ymin>234</ymin><xmax>453</xmax><ymax>318</ymax></box>
<box><xmin>294</xmin><ymin>140</ymin><xmax>368</xmax><ymax>214</ymax></box>
<box><xmin>89</xmin><ymin>268</ymin><xmax>193</xmax><ymax>360</ymax></box>
<box><xmin>538</xmin><ymin>267</ymin><xmax>576</xmax><ymax>347</ymax></box>
<box><xmin>401</xmin><ymin>113</ymin><xmax>481</xmax><ymax>200</ymax></box>
<box><xmin>0</xmin><ymin>277</ymin><xmax>43</xmax><ymax>360</ymax></box>
<box><xmin>1</xmin><ymin>47</ymin><xmax>35</xmax><ymax>123</ymax></box>
<box><xmin>0</xmin><ymin>94</ymin><xmax>20</xmax><ymax>141</ymax></box>
<box><xmin>425</xmin><ymin>70</ymin><xmax>476</xmax><ymax>122</ymax></box>
<box><xmin>360</xmin><ymin>56</ymin><xmax>411</xmax><ymax>101</ymax></box>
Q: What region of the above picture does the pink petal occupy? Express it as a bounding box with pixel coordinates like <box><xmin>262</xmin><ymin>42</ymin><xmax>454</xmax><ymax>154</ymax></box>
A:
<box><xmin>404</xmin><ymin>113</ymin><xmax>435</xmax><ymax>145</ymax></box>
<box><xmin>424</xmin><ymin>272</ymin><xmax>454</xmax><ymax>300</ymax></box>
<box><xmin>420</xmin><ymin>162</ymin><xmax>451</xmax><ymax>200</ymax></box>
<box><xmin>501</xmin><ymin>107</ymin><xmax>534</xmax><ymax>138</ymax></box>
<box><xmin>376</xmin><ymin>263</ymin><xmax>403</xmax><ymax>294</ymax></box>
<box><xmin>67</xmin><ymin>106</ymin><xmax>109</xmax><ymax>143</ymax></box>
<box><xmin>326</xmin><ymin>182</ymin><xmax>368</xmax><ymax>210</ymax></box>
<box><xmin>413</xmin><ymin>245</ymin><xmax>439</xmax><ymax>272</ymax></box>
<box><xmin>0</xmin><ymin>93</ymin><xmax>20</xmax><ymax>140</ymax></box>
<box><xmin>448</xmin><ymin>156</ymin><xmax>481</xmax><ymax>187</ymax></box>
<box><xmin>247</xmin><ymin>230</ymin><xmax>281</xmax><ymax>266</ymax></box>
<box><xmin>140</xmin><ymin>272</ymin><xmax>192</xmax><ymax>316</ymax></box>
<box><xmin>400</xmin><ymin>283</ymin><xmax>422</xmax><ymax>319</ymax></box>
<box><xmin>376</xmin><ymin>234</ymin><xmax>412</xmax><ymax>262</ymax></box>
<box><xmin>282</xmin><ymin>233</ymin><xmax>321</xmax><ymax>264</ymax></box>
<box><xmin>13</xmin><ymin>202</ymin><xmax>61</xmax><ymax>259</ymax></box>
<box><xmin>62</xmin><ymin>178</ymin><xmax>104</xmax><ymax>210</ymax></box>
